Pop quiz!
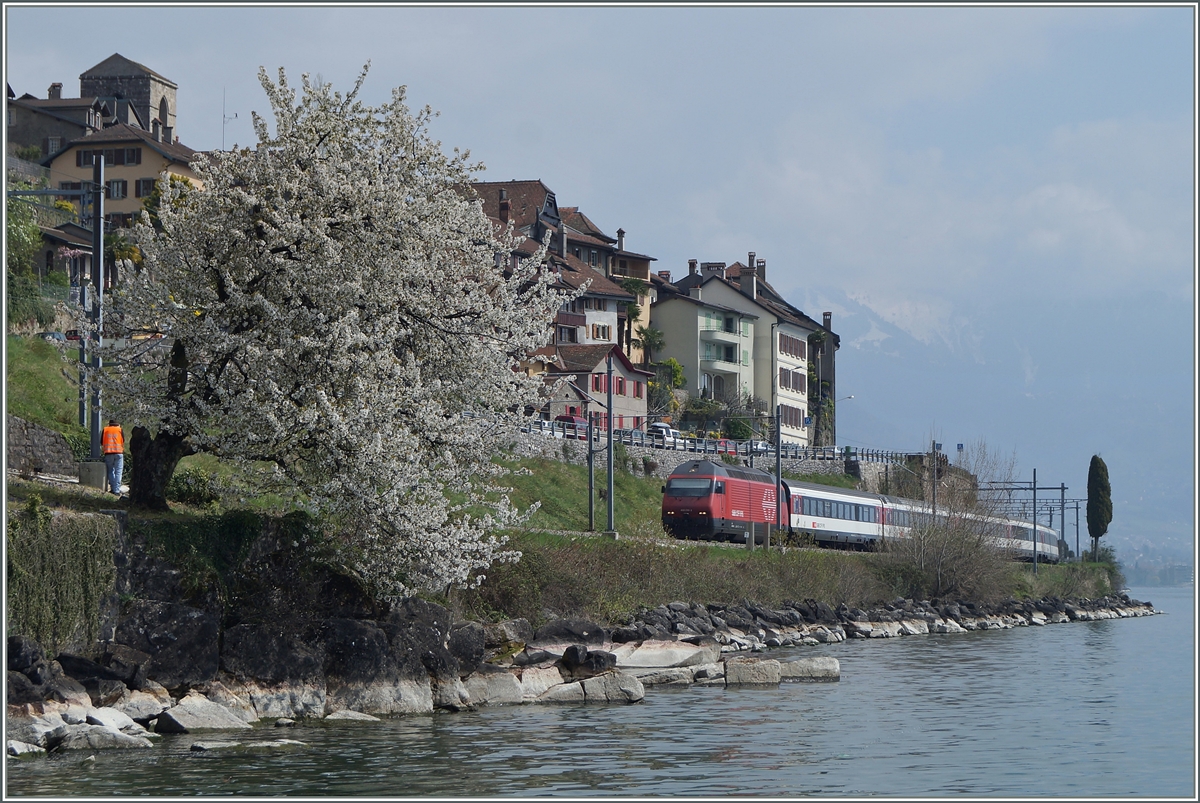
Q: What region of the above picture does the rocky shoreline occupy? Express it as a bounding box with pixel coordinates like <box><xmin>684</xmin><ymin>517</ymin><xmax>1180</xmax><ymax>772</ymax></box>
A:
<box><xmin>7</xmin><ymin>591</ymin><xmax>1157</xmax><ymax>758</ymax></box>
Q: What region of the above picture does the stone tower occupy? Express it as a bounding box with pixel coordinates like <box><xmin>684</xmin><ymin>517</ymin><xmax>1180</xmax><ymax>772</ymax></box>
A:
<box><xmin>79</xmin><ymin>53</ymin><xmax>178</xmax><ymax>138</ymax></box>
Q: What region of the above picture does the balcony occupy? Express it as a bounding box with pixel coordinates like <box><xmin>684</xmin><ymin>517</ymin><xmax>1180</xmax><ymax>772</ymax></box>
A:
<box><xmin>699</xmin><ymin>326</ymin><xmax>741</xmax><ymax>345</ymax></box>
<box><xmin>555</xmin><ymin>311</ymin><xmax>586</xmax><ymax>327</ymax></box>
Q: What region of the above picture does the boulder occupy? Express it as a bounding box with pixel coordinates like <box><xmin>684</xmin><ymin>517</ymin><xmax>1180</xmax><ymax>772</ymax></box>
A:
<box><xmin>154</xmin><ymin>693</ymin><xmax>253</xmax><ymax>732</ymax></box>
<box><xmin>559</xmin><ymin>645</ymin><xmax>617</xmax><ymax>679</ymax></box>
<box><xmin>512</xmin><ymin>647</ymin><xmax>558</xmax><ymax>667</ymax></box>
<box><xmin>607</xmin><ymin>640</ymin><xmax>720</xmax><ymax>669</ymax></box>
<box><xmin>464</xmin><ymin>671</ymin><xmax>523</xmax><ymax>707</ymax></box>
<box><xmin>86</xmin><ymin>706</ymin><xmax>138</xmax><ymax>731</ymax></box>
<box><xmin>42</xmin><ymin>666</ymin><xmax>91</xmax><ymax>707</ymax></box>
<box><xmin>432</xmin><ymin>677</ymin><xmax>471</xmax><ymax>711</ymax></box>
<box><xmin>7</xmin><ymin>635</ymin><xmax>46</xmax><ymax>674</ymax></box>
<box><xmin>99</xmin><ymin>644</ymin><xmax>151</xmax><ymax>689</ymax></box>
<box><xmin>517</xmin><ymin>666</ymin><xmax>565</xmax><ymax>700</ymax></box>
<box><xmin>448</xmin><ymin>622</ymin><xmax>485</xmax><ymax>678</ymax></box>
<box><xmin>7</xmin><ymin>670</ymin><xmax>43</xmax><ymax>705</ymax></box>
<box><xmin>632</xmin><ymin>667</ymin><xmax>694</xmax><ymax>687</ymax></box>
<box><xmin>531</xmin><ymin>619</ymin><xmax>607</xmax><ymax>647</ymax></box>
<box><xmin>482</xmin><ymin>619</ymin><xmax>533</xmax><ymax>648</ymax></box>
<box><xmin>691</xmin><ymin>663</ymin><xmax>724</xmax><ymax>681</ymax></box>
<box><xmin>220</xmin><ymin>624</ymin><xmax>324</xmax><ymax>685</ymax></box>
<box><xmin>323</xmin><ymin>709</ymin><xmax>381</xmax><ymax>722</ymax></box>
<box><xmin>779</xmin><ymin>656</ymin><xmax>840</xmax><ymax>682</ymax></box>
<box><xmin>325</xmin><ymin>678</ymin><xmax>432</xmax><ymax>716</ymax></box>
<box><xmin>7</xmin><ymin>739</ymin><xmax>45</xmax><ymax>758</ymax></box>
<box><xmin>84</xmin><ymin>678</ymin><xmax>129</xmax><ymax>708</ymax></box>
<box><xmin>193</xmin><ymin>680</ymin><xmax>258</xmax><ymax>723</ymax></box>
<box><xmin>724</xmin><ymin>658</ymin><xmax>781</xmax><ymax>686</ymax></box>
<box><xmin>5</xmin><ymin>713</ymin><xmax>67</xmax><ymax>748</ymax></box>
<box><xmin>898</xmin><ymin>619</ymin><xmax>929</xmax><ymax>636</ymax></box>
<box><xmin>535</xmin><ymin>681</ymin><xmax>586</xmax><ymax>703</ymax></box>
<box><xmin>52</xmin><ymin>723</ymin><xmax>154</xmax><ymax>750</ymax></box>
<box><xmin>581</xmin><ymin>672</ymin><xmax>645</xmax><ymax>703</ymax></box>
<box><xmin>114</xmin><ymin>601</ymin><xmax>220</xmax><ymax>689</ymax></box>
<box><xmin>220</xmin><ymin>678</ymin><xmax>326</xmax><ymax>721</ymax></box>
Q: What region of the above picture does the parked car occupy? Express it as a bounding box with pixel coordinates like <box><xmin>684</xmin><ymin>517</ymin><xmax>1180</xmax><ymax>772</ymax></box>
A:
<box><xmin>36</xmin><ymin>332</ymin><xmax>66</xmax><ymax>343</ymax></box>
<box><xmin>749</xmin><ymin>440</ymin><xmax>771</xmax><ymax>454</ymax></box>
<box><xmin>647</xmin><ymin>422</ymin><xmax>683</xmax><ymax>448</ymax></box>
<box><xmin>716</xmin><ymin>438</ymin><xmax>737</xmax><ymax>454</ymax></box>
<box><xmin>553</xmin><ymin>414</ymin><xmax>590</xmax><ymax>440</ymax></box>
<box><xmin>64</xmin><ymin>329</ymin><xmax>81</xmax><ymax>341</ymax></box>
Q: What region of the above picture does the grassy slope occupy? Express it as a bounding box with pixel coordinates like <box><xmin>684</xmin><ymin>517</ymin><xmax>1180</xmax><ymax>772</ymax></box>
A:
<box><xmin>6</xmin><ymin>335</ymin><xmax>87</xmax><ymax>438</ymax></box>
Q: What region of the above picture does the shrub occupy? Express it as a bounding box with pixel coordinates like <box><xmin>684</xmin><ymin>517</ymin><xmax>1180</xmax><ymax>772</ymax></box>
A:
<box><xmin>167</xmin><ymin>465</ymin><xmax>222</xmax><ymax>506</ymax></box>
<box><xmin>641</xmin><ymin>455</ymin><xmax>658</xmax><ymax>475</ymax></box>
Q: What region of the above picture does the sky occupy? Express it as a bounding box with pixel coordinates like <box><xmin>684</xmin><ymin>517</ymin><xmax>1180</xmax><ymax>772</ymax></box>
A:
<box><xmin>5</xmin><ymin>5</ymin><xmax>1195</xmax><ymax>562</ymax></box>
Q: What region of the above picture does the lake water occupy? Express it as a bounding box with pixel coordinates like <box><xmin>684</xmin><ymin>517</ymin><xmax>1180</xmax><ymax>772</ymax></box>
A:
<box><xmin>6</xmin><ymin>586</ymin><xmax>1194</xmax><ymax>797</ymax></box>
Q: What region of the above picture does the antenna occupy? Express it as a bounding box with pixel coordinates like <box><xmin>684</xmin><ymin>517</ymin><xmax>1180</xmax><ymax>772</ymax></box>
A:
<box><xmin>222</xmin><ymin>87</ymin><xmax>238</xmax><ymax>151</ymax></box>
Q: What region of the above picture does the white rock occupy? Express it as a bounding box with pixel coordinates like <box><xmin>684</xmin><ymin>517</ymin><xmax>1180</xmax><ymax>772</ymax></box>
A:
<box><xmin>325</xmin><ymin>679</ymin><xmax>432</xmax><ymax>715</ymax></box>
<box><xmin>691</xmin><ymin>662</ymin><xmax>725</xmax><ymax>680</ymax></box>
<box><xmin>724</xmin><ymin>658</ymin><xmax>781</xmax><ymax>685</ymax></box>
<box><xmin>6</xmin><ymin>713</ymin><xmax>66</xmax><ymax>748</ymax></box>
<box><xmin>632</xmin><ymin>667</ymin><xmax>694</xmax><ymax>687</ymax></box>
<box><xmin>779</xmin><ymin>656</ymin><xmax>840</xmax><ymax>682</ymax></box>
<box><xmin>517</xmin><ymin>666</ymin><xmax>564</xmax><ymax>700</ymax></box>
<box><xmin>113</xmin><ymin>690</ymin><xmax>170</xmax><ymax>722</ymax></box>
<box><xmin>323</xmin><ymin>709</ymin><xmax>381</xmax><ymax>721</ymax></box>
<box><xmin>86</xmin><ymin>707</ymin><xmax>137</xmax><ymax>731</ymax></box>
<box><xmin>154</xmin><ymin>693</ymin><xmax>254</xmax><ymax>733</ymax></box>
<box><xmin>7</xmin><ymin>740</ymin><xmax>45</xmax><ymax>757</ymax></box>
<box><xmin>1050</xmin><ymin>612</ymin><xmax>1070</xmax><ymax>624</ymax></box>
<box><xmin>582</xmin><ymin>672</ymin><xmax>645</xmax><ymax>702</ymax></box>
<box><xmin>535</xmin><ymin>681</ymin><xmax>586</xmax><ymax>703</ymax></box>
<box><xmin>899</xmin><ymin>619</ymin><xmax>929</xmax><ymax>636</ymax></box>
<box><xmin>464</xmin><ymin>672</ymin><xmax>524</xmax><ymax>706</ymax></box>
<box><xmin>54</xmin><ymin>724</ymin><xmax>154</xmax><ymax>750</ymax></box>
<box><xmin>61</xmin><ymin>705</ymin><xmax>91</xmax><ymax>725</ymax></box>
<box><xmin>607</xmin><ymin>640</ymin><xmax>720</xmax><ymax>669</ymax></box>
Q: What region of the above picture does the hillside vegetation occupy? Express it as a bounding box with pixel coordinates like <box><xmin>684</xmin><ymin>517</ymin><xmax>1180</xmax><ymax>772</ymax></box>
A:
<box><xmin>7</xmin><ymin>334</ymin><xmax>1122</xmax><ymax>631</ymax></box>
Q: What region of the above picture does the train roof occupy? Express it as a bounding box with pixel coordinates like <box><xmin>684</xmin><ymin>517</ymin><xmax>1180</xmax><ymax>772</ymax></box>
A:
<box><xmin>667</xmin><ymin>459</ymin><xmax>776</xmax><ymax>484</ymax></box>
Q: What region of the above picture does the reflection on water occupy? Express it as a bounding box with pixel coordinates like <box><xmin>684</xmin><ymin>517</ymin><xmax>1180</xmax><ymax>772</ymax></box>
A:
<box><xmin>6</xmin><ymin>587</ymin><xmax>1193</xmax><ymax>797</ymax></box>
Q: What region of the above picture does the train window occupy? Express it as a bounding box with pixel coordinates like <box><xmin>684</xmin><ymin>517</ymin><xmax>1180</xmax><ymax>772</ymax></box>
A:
<box><xmin>665</xmin><ymin>478</ymin><xmax>713</xmax><ymax>497</ymax></box>
<box><xmin>714</xmin><ymin>481</ymin><xmax>726</xmax><ymax>494</ymax></box>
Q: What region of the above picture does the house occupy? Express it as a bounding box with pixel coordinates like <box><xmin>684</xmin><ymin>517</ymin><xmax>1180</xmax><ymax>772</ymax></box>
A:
<box><xmin>36</xmin><ymin>221</ymin><xmax>94</xmax><ymax>287</ymax></box>
<box><xmin>44</xmin><ymin>123</ymin><xmax>201</xmax><ymax>231</ymax></box>
<box><xmin>543</xmin><ymin>344</ymin><xmax>654</xmax><ymax>431</ymax></box>
<box><xmin>473</xmin><ymin>180</ymin><xmax>648</xmax><ymax>359</ymax></box>
<box><xmin>653</xmin><ymin>252</ymin><xmax>840</xmax><ymax>447</ymax></box>
<box><xmin>6</xmin><ymin>52</ymin><xmax>170</xmax><ymax>161</ymax></box>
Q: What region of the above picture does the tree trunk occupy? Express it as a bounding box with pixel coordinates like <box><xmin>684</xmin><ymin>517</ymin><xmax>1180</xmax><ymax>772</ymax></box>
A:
<box><xmin>128</xmin><ymin>426</ymin><xmax>192</xmax><ymax>511</ymax></box>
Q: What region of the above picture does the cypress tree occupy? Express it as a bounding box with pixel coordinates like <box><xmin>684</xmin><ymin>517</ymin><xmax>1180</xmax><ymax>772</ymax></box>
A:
<box><xmin>1086</xmin><ymin>455</ymin><xmax>1113</xmax><ymax>562</ymax></box>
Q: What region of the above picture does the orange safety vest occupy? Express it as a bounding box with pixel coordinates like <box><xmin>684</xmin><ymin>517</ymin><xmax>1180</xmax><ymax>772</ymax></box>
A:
<box><xmin>101</xmin><ymin>425</ymin><xmax>124</xmax><ymax>454</ymax></box>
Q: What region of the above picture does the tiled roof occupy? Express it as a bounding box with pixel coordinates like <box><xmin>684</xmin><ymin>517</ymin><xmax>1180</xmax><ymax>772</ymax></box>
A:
<box><xmin>561</xmin><ymin>207</ymin><xmax>615</xmax><ymax>243</ymax></box>
<box><xmin>614</xmin><ymin>248</ymin><xmax>656</xmax><ymax>262</ymax></box>
<box><xmin>565</xmin><ymin>229</ymin><xmax>612</xmax><ymax>249</ymax></box>
<box><xmin>80</xmin><ymin>53</ymin><xmax>176</xmax><ymax>87</ymax></box>
<box><xmin>50</xmin><ymin>123</ymin><xmax>199</xmax><ymax>167</ymax></box>
<box><xmin>551</xmin><ymin>253</ymin><xmax>635</xmax><ymax>301</ymax></box>
<box><xmin>552</xmin><ymin>344</ymin><xmax>653</xmax><ymax>377</ymax></box>
<box><xmin>473</xmin><ymin>179</ymin><xmax>556</xmax><ymax>229</ymax></box>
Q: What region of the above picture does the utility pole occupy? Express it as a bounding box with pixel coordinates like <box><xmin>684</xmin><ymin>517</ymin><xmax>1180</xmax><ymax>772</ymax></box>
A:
<box><xmin>605</xmin><ymin>353</ymin><xmax>615</xmax><ymax>536</ymax></box>
<box><xmin>88</xmin><ymin>156</ymin><xmax>105</xmax><ymax>459</ymax></box>
<box><xmin>587</xmin><ymin>410</ymin><xmax>596</xmax><ymax>532</ymax></box>
<box><xmin>774</xmin><ymin>403</ymin><xmax>782</xmax><ymax>549</ymax></box>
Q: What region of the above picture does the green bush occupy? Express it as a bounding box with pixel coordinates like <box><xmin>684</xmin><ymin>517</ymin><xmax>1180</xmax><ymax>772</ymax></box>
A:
<box><xmin>167</xmin><ymin>465</ymin><xmax>222</xmax><ymax>506</ymax></box>
<box><xmin>7</xmin><ymin>271</ymin><xmax>54</xmax><ymax>329</ymax></box>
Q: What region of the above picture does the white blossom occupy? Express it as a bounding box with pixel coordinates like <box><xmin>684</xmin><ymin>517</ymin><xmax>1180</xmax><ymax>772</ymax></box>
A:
<box><xmin>90</xmin><ymin>66</ymin><xmax>565</xmax><ymax>598</ymax></box>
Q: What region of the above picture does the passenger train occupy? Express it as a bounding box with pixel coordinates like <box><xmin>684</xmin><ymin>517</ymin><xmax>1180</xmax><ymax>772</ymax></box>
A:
<box><xmin>660</xmin><ymin>459</ymin><xmax>1060</xmax><ymax>563</ymax></box>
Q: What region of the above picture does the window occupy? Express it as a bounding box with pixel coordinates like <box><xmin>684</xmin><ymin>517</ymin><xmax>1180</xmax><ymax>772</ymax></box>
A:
<box><xmin>593</xmin><ymin>374</ymin><xmax>604</xmax><ymax>392</ymax></box>
<box><xmin>723</xmin><ymin>345</ymin><xmax>736</xmax><ymax>363</ymax></box>
<box><xmin>574</xmin><ymin>248</ymin><xmax>581</xmax><ymax>259</ymax></box>
<box><xmin>724</xmin><ymin>316</ymin><xmax>736</xmax><ymax>333</ymax></box>
<box><xmin>633</xmin><ymin>381</ymin><xmax>643</xmax><ymax>399</ymax></box>
<box><xmin>779</xmin><ymin>333</ymin><xmax>807</xmax><ymax>360</ymax></box>
<box><xmin>557</xmin><ymin>325</ymin><xmax>578</xmax><ymax>344</ymax></box>
<box><xmin>135</xmin><ymin>178</ymin><xmax>157</xmax><ymax>198</ymax></box>
<box><xmin>615</xmin><ymin>377</ymin><xmax>626</xmax><ymax>396</ymax></box>
<box><xmin>77</xmin><ymin>147</ymin><xmax>141</xmax><ymax>167</ymax></box>
<box><xmin>47</xmin><ymin>137</ymin><xmax>61</xmax><ymax>153</ymax></box>
<box><xmin>592</xmin><ymin>324</ymin><xmax>611</xmax><ymax>341</ymax></box>
<box><xmin>106</xmin><ymin>179</ymin><xmax>127</xmax><ymax>199</ymax></box>
<box><xmin>589</xmin><ymin>250</ymin><xmax>598</xmax><ymax>266</ymax></box>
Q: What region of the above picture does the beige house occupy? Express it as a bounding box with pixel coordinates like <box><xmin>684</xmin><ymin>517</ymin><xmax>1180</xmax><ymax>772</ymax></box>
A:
<box><xmin>46</xmin><ymin>123</ymin><xmax>201</xmax><ymax>231</ymax></box>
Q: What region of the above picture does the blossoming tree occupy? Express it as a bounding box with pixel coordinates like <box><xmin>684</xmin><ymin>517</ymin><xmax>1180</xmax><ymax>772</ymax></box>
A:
<box><xmin>94</xmin><ymin>67</ymin><xmax>564</xmax><ymax>597</ymax></box>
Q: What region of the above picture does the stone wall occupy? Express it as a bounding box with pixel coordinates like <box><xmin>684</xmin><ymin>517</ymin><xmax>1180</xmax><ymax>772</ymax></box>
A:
<box><xmin>508</xmin><ymin>431</ymin><xmax>853</xmax><ymax>482</ymax></box>
<box><xmin>6</xmin><ymin>415</ymin><xmax>78</xmax><ymax>478</ymax></box>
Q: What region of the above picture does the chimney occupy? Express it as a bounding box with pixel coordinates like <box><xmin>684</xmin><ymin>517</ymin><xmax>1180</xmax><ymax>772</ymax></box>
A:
<box><xmin>152</xmin><ymin>120</ymin><xmax>161</xmax><ymax>141</ymax></box>
<box><xmin>163</xmin><ymin>125</ymin><xmax>173</xmax><ymax>144</ymax></box>
<box><xmin>688</xmin><ymin>259</ymin><xmax>698</xmax><ymax>276</ymax></box>
<box><xmin>558</xmin><ymin>222</ymin><xmax>568</xmax><ymax>258</ymax></box>
<box><xmin>701</xmin><ymin>262</ymin><xmax>726</xmax><ymax>279</ymax></box>
<box><xmin>747</xmin><ymin>252</ymin><xmax>756</xmax><ymax>275</ymax></box>
<box><xmin>498</xmin><ymin>189</ymin><xmax>510</xmax><ymax>224</ymax></box>
<box><xmin>657</xmin><ymin>270</ymin><xmax>671</xmax><ymax>282</ymax></box>
<box><xmin>688</xmin><ymin>285</ymin><xmax>702</xmax><ymax>300</ymax></box>
<box><xmin>740</xmin><ymin>273</ymin><xmax>757</xmax><ymax>301</ymax></box>
<box><xmin>48</xmin><ymin>83</ymin><xmax>62</xmax><ymax>100</ymax></box>
<box><xmin>756</xmin><ymin>258</ymin><xmax>766</xmax><ymax>280</ymax></box>
<box><xmin>616</xmin><ymin>228</ymin><xmax>625</xmax><ymax>251</ymax></box>
<box><xmin>823</xmin><ymin>311</ymin><xmax>832</xmax><ymax>331</ymax></box>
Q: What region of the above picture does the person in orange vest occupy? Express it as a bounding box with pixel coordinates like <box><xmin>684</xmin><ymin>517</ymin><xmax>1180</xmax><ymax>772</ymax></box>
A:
<box><xmin>101</xmin><ymin>419</ymin><xmax>125</xmax><ymax>496</ymax></box>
